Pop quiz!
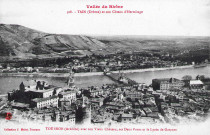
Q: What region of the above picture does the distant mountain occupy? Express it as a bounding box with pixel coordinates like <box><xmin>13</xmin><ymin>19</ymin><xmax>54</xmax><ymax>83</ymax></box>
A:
<box><xmin>0</xmin><ymin>24</ymin><xmax>209</xmax><ymax>61</ymax></box>
<box><xmin>0</xmin><ymin>24</ymin><xmax>109</xmax><ymax>60</ymax></box>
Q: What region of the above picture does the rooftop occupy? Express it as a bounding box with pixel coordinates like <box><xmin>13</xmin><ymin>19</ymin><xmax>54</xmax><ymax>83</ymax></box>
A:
<box><xmin>153</xmin><ymin>78</ymin><xmax>182</xmax><ymax>83</ymax></box>
<box><xmin>90</xmin><ymin>98</ymin><xmax>104</xmax><ymax>102</ymax></box>
<box><xmin>59</xmin><ymin>90</ymin><xmax>76</xmax><ymax>95</ymax></box>
<box><xmin>121</xmin><ymin>113</ymin><xmax>133</xmax><ymax>118</ymax></box>
<box><xmin>11</xmin><ymin>102</ymin><xmax>29</xmax><ymax>108</ymax></box>
<box><xmin>190</xmin><ymin>80</ymin><xmax>204</xmax><ymax>85</ymax></box>
<box><xmin>23</xmin><ymin>80</ymin><xmax>48</xmax><ymax>87</ymax></box>
<box><xmin>27</xmin><ymin>88</ymin><xmax>54</xmax><ymax>93</ymax></box>
<box><xmin>32</xmin><ymin>95</ymin><xmax>58</xmax><ymax>103</ymax></box>
<box><xmin>25</xmin><ymin>85</ymin><xmax>58</xmax><ymax>93</ymax></box>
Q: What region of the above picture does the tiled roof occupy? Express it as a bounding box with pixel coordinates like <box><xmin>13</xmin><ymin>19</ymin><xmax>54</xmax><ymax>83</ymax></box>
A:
<box><xmin>121</xmin><ymin>113</ymin><xmax>133</xmax><ymax>118</ymax></box>
<box><xmin>32</xmin><ymin>95</ymin><xmax>58</xmax><ymax>103</ymax></box>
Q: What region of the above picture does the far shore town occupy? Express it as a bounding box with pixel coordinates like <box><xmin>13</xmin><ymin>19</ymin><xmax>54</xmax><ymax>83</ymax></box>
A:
<box><xmin>0</xmin><ymin>52</ymin><xmax>208</xmax><ymax>75</ymax></box>
<box><xmin>0</xmin><ymin>67</ymin><xmax>210</xmax><ymax>125</ymax></box>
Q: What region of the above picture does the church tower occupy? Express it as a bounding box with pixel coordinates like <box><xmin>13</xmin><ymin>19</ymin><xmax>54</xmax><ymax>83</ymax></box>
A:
<box><xmin>19</xmin><ymin>82</ymin><xmax>25</xmax><ymax>92</ymax></box>
<box><xmin>68</xmin><ymin>66</ymin><xmax>75</xmax><ymax>87</ymax></box>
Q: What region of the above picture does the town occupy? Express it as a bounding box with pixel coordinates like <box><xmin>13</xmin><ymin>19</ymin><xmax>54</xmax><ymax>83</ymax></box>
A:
<box><xmin>0</xmin><ymin>67</ymin><xmax>210</xmax><ymax>125</ymax></box>
<box><xmin>1</xmin><ymin>52</ymin><xmax>207</xmax><ymax>74</ymax></box>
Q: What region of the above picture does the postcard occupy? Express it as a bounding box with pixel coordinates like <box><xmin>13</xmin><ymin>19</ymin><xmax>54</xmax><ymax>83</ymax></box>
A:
<box><xmin>0</xmin><ymin>0</ymin><xmax>210</xmax><ymax>135</ymax></box>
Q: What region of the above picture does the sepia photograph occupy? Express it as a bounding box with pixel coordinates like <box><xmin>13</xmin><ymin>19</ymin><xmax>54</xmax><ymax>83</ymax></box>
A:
<box><xmin>0</xmin><ymin>0</ymin><xmax>210</xmax><ymax>135</ymax></box>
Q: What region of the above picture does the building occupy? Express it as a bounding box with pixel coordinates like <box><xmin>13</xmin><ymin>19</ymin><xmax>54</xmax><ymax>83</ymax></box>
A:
<box><xmin>136</xmin><ymin>83</ymin><xmax>147</xmax><ymax>90</ymax></box>
<box><xmin>26</xmin><ymin>88</ymin><xmax>55</xmax><ymax>99</ymax></box>
<box><xmin>58</xmin><ymin>99</ymin><xmax>71</xmax><ymax>110</ymax></box>
<box><xmin>190</xmin><ymin>80</ymin><xmax>204</xmax><ymax>91</ymax></box>
<box><xmin>126</xmin><ymin>91</ymin><xmax>143</xmax><ymax>100</ymax></box>
<box><xmin>11</xmin><ymin>102</ymin><xmax>30</xmax><ymax>110</ymax></box>
<box><xmin>31</xmin><ymin>95</ymin><xmax>59</xmax><ymax>108</ymax></box>
<box><xmin>57</xmin><ymin>112</ymin><xmax>75</xmax><ymax>125</ymax></box>
<box><xmin>120</xmin><ymin>113</ymin><xmax>133</xmax><ymax>122</ymax></box>
<box><xmin>24</xmin><ymin>80</ymin><xmax>62</xmax><ymax>99</ymax></box>
<box><xmin>89</xmin><ymin>88</ymin><xmax>103</xmax><ymax>97</ymax></box>
<box><xmin>90</xmin><ymin>98</ymin><xmax>104</xmax><ymax>107</ymax></box>
<box><xmin>8</xmin><ymin>80</ymin><xmax>59</xmax><ymax>101</ymax></box>
<box><xmin>152</xmin><ymin>78</ymin><xmax>185</xmax><ymax>90</ymax></box>
<box><xmin>200</xmin><ymin>78</ymin><xmax>210</xmax><ymax>90</ymax></box>
<box><xmin>105</xmin><ymin>101</ymin><xmax>126</xmax><ymax>113</ymax></box>
<box><xmin>58</xmin><ymin>90</ymin><xmax>76</xmax><ymax>104</ymax></box>
<box><xmin>24</xmin><ymin>80</ymin><xmax>49</xmax><ymax>90</ymax></box>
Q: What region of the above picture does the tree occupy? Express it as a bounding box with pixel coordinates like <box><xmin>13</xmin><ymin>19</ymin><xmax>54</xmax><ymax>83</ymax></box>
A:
<box><xmin>196</xmin><ymin>75</ymin><xmax>205</xmax><ymax>80</ymax></box>
<box><xmin>182</xmin><ymin>75</ymin><xmax>192</xmax><ymax>80</ymax></box>
<box><xmin>199</xmin><ymin>75</ymin><xmax>205</xmax><ymax>80</ymax></box>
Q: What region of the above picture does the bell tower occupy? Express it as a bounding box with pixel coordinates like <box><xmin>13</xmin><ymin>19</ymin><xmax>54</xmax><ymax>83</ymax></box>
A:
<box><xmin>68</xmin><ymin>66</ymin><xmax>74</xmax><ymax>87</ymax></box>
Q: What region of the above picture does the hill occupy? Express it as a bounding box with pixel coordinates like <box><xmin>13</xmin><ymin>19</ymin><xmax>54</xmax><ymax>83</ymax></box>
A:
<box><xmin>0</xmin><ymin>24</ymin><xmax>109</xmax><ymax>61</ymax></box>
<box><xmin>0</xmin><ymin>24</ymin><xmax>209</xmax><ymax>62</ymax></box>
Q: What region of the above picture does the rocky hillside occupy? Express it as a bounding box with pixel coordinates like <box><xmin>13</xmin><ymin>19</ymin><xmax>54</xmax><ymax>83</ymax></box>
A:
<box><xmin>0</xmin><ymin>24</ymin><xmax>109</xmax><ymax>60</ymax></box>
<box><xmin>0</xmin><ymin>24</ymin><xmax>209</xmax><ymax>61</ymax></box>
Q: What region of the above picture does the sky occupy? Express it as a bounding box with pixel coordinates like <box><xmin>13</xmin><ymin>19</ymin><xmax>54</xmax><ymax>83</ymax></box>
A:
<box><xmin>0</xmin><ymin>0</ymin><xmax>210</xmax><ymax>36</ymax></box>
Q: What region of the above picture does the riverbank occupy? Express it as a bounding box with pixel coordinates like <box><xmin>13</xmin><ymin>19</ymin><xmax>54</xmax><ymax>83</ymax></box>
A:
<box><xmin>111</xmin><ymin>65</ymin><xmax>194</xmax><ymax>74</ymax></box>
<box><xmin>0</xmin><ymin>94</ymin><xmax>7</xmax><ymax>97</ymax></box>
<box><xmin>0</xmin><ymin>72</ymin><xmax>104</xmax><ymax>77</ymax></box>
<box><xmin>0</xmin><ymin>65</ymin><xmax>194</xmax><ymax>77</ymax></box>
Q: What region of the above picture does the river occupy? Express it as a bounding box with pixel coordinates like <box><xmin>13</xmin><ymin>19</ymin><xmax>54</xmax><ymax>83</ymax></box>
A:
<box><xmin>0</xmin><ymin>66</ymin><xmax>210</xmax><ymax>94</ymax></box>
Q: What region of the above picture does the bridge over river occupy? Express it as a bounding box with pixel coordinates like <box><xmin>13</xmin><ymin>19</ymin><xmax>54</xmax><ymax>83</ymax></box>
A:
<box><xmin>104</xmin><ymin>71</ymin><xmax>138</xmax><ymax>86</ymax></box>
